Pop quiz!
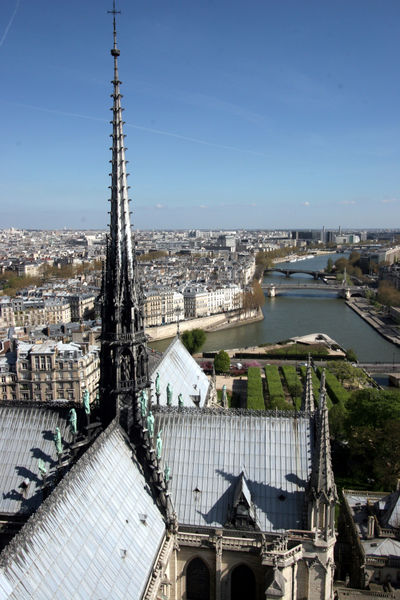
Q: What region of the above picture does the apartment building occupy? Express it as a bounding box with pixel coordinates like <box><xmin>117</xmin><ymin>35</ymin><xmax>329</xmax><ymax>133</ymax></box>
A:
<box><xmin>0</xmin><ymin>298</ymin><xmax>15</xmax><ymax>328</ymax></box>
<box><xmin>7</xmin><ymin>340</ymin><xmax>100</xmax><ymax>403</ymax></box>
<box><xmin>68</xmin><ymin>294</ymin><xmax>96</xmax><ymax>321</ymax></box>
<box><xmin>144</xmin><ymin>288</ymin><xmax>184</xmax><ymax>327</ymax></box>
<box><xmin>0</xmin><ymin>348</ymin><xmax>17</xmax><ymax>401</ymax></box>
<box><xmin>183</xmin><ymin>286</ymin><xmax>210</xmax><ymax>319</ymax></box>
<box><xmin>183</xmin><ymin>284</ymin><xmax>242</xmax><ymax>319</ymax></box>
<box><xmin>0</xmin><ymin>297</ymin><xmax>71</xmax><ymax>328</ymax></box>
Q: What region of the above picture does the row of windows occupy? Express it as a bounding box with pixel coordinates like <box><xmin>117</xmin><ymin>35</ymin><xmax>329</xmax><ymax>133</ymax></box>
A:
<box><xmin>186</xmin><ymin>558</ymin><xmax>256</xmax><ymax>600</ymax></box>
<box><xmin>19</xmin><ymin>357</ymin><xmax>93</xmax><ymax>371</ymax></box>
<box><xmin>33</xmin><ymin>356</ymin><xmax>52</xmax><ymax>370</ymax></box>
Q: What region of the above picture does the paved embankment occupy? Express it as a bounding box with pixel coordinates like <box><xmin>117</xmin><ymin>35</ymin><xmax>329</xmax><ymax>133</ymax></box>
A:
<box><xmin>346</xmin><ymin>298</ymin><xmax>400</xmax><ymax>346</ymax></box>
<box><xmin>146</xmin><ymin>308</ymin><xmax>263</xmax><ymax>341</ymax></box>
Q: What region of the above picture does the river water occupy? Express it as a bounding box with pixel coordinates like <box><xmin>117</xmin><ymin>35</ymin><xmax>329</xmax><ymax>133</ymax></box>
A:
<box><xmin>150</xmin><ymin>252</ymin><xmax>400</xmax><ymax>363</ymax></box>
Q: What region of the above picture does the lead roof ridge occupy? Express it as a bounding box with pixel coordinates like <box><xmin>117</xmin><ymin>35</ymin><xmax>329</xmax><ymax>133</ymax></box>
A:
<box><xmin>0</xmin><ymin>419</ymin><xmax>125</xmax><ymax>569</ymax></box>
<box><xmin>0</xmin><ymin>400</ymin><xmax>78</xmax><ymax>411</ymax></box>
<box><xmin>152</xmin><ymin>405</ymin><xmax>314</xmax><ymax>419</ymax></box>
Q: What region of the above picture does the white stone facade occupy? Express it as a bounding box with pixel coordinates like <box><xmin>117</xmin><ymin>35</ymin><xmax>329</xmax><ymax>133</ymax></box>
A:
<box><xmin>9</xmin><ymin>340</ymin><xmax>100</xmax><ymax>403</ymax></box>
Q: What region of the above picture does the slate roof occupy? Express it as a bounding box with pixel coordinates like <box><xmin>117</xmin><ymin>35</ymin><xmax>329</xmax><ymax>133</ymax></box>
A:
<box><xmin>149</xmin><ymin>336</ymin><xmax>209</xmax><ymax>407</ymax></box>
<box><xmin>345</xmin><ymin>490</ymin><xmax>400</xmax><ymax>540</ymax></box>
<box><xmin>378</xmin><ymin>490</ymin><xmax>400</xmax><ymax>529</ymax></box>
<box><xmin>363</xmin><ymin>538</ymin><xmax>400</xmax><ymax>558</ymax></box>
<box><xmin>0</xmin><ymin>422</ymin><xmax>166</xmax><ymax>600</ymax></box>
<box><xmin>155</xmin><ymin>407</ymin><xmax>313</xmax><ymax>532</ymax></box>
<box><xmin>0</xmin><ymin>403</ymin><xmax>73</xmax><ymax>516</ymax></box>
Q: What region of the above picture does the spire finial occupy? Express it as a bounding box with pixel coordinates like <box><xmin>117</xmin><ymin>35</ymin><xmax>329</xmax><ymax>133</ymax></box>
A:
<box><xmin>108</xmin><ymin>1</ymin><xmax>121</xmax><ymax>55</ymax></box>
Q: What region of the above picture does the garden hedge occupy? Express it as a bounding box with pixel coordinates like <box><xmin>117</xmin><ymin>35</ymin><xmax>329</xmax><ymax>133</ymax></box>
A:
<box><xmin>317</xmin><ymin>367</ymin><xmax>349</xmax><ymax>407</ymax></box>
<box><xmin>265</xmin><ymin>365</ymin><xmax>289</xmax><ymax>410</ymax></box>
<box><xmin>281</xmin><ymin>365</ymin><xmax>303</xmax><ymax>409</ymax></box>
<box><xmin>247</xmin><ymin>367</ymin><xmax>265</xmax><ymax>410</ymax></box>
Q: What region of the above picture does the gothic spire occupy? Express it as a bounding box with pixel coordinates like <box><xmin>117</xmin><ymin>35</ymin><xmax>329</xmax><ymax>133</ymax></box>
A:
<box><xmin>107</xmin><ymin>0</ymin><xmax>135</xmax><ymax>302</ymax></box>
<box><xmin>307</xmin><ymin>370</ymin><xmax>337</xmax><ymax>538</ymax></box>
<box><xmin>319</xmin><ymin>368</ymin><xmax>326</xmax><ymax>406</ymax></box>
<box><xmin>311</xmin><ymin>371</ymin><xmax>336</xmax><ymax>496</ymax></box>
<box><xmin>301</xmin><ymin>354</ymin><xmax>314</xmax><ymax>412</ymax></box>
<box><xmin>98</xmin><ymin>1</ymin><xmax>174</xmax><ymax>530</ymax></box>
<box><xmin>100</xmin><ymin>2</ymin><xmax>149</xmax><ymax>429</ymax></box>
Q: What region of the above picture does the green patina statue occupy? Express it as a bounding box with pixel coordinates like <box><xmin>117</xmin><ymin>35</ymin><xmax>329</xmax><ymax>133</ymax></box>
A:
<box><xmin>54</xmin><ymin>426</ymin><xmax>63</xmax><ymax>455</ymax></box>
<box><xmin>69</xmin><ymin>408</ymin><xmax>77</xmax><ymax>435</ymax></box>
<box><xmin>139</xmin><ymin>389</ymin><xmax>147</xmax><ymax>417</ymax></box>
<box><xmin>38</xmin><ymin>458</ymin><xmax>47</xmax><ymax>478</ymax></box>
<box><xmin>178</xmin><ymin>393</ymin><xmax>183</xmax><ymax>407</ymax></box>
<box><xmin>155</xmin><ymin>372</ymin><xmax>160</xmax><ymax>395</ymax></box>
<box><xmin>166</xmin><ymin>383</ymin><xmax>172</xmax><ymax>406</ymax></box>
<box><xmin>156</xmin><ymin>430</ymin><xmax>163</xmax><ymax>460</ymax></box>
<box><xmin>83</xmin><ymin>389</ymin><xmax>90</xmax><ymax>415</ymax></box>
<box><xmin>164</xmin><ymin>465</ymin><xmax>170</xmax><ymax>483</ymax></box>
<box><xmin>147</xmin><ymin>411</ymin><xmax>155</xmax><ymax>437</ymax></box>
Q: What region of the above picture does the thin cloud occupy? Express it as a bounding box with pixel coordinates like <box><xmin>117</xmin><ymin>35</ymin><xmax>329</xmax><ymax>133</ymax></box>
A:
<box><xmin>0</xmin><ymin>0</ymin><xmax>20</xmax><ymax>48</ymax></box>
<box><xmin>199</xmin><ymin>205</ymin><xmax>207</xmax><ymax>209</ymax></box>
<box><xmin>302</xmin><ymin>201</ymin><xmax>310</xmax><ymax>207</ymax></box>
<box><xmin>381</xmin><ymin>198</ymin><xmax>398</xmax><ymax>204</ymax></box>
<box><xmin>339</xmin><ymin>200</ymin><xmax>356</xmax><ymax>205</ymax></box>
<box><xmin>126</xmin><ymin>122</ymin><xmax>268</xmax><ymax>158</ymax></box>
<box><xmin>13</xmin><ymin>102</ymin><xmax>270</xmax><ymax>158</ymax></box>
<box><xmin>155</xmin><ymin>203</ymin><xmax>164</xmax><ymax>209</ymax></box>
<box><xmin>134</xmin><ymin>79</ymin><xmax>270</xmax><ymax>127</ymax></box>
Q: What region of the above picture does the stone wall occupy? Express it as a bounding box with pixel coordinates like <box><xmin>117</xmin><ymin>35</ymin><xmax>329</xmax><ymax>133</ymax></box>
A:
<box><xmin>145</xmin><ymin>309</ymin><xmax>262</xmax><ymax>341</ymax></box>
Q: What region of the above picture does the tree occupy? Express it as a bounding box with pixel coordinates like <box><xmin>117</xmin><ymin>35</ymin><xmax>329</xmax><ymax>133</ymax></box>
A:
<box><xmin>345</xmin><ymin>348</ymin><xmax>358</xmax><ymax>363</ymax></box>
<box><xmin>334</xmin><ymin>258</ymin><xmax>347</xmax><ymax>273</ymax></box>
<box><xmin>373</xmin><ymin>421</ymin><xmax>400</xmax><ymax>490</ymax></box>
<box><xmin>328</xmin><ymin>360</ymin><xmax>356</xmax><ymax>384</ymax></box>
<box><xmin>349</xmin><ymin>251</ymin><xmax>361</xmax><ymax>266</ymax></box>
<box><xmin>138</xmin><ymin>250</ymin><xmax>168</xmax><ymax>262</ymax></box>
<box><xmin>326</xmin><ymin>258</ymin><xmax>333</xmax><ymax>273</ymax></box>
<box><xmin>252</xmin><ymin>280</ymin><xmax>265</xmax><ymax>308</ymax></box>
<box><xmin>345</xmin><ymin>389</ymin><xmax>400</xmax><ymax>430</ymax></box>
<box><xmin>241</xmin><ymin>280</ymin><xmax>265</xmax><ymax>314</ymax></box>
<box><xmin>329</xmin><ymin>402</ymin><xmax>347</xmax><ymax>440</ymax></box>
<box><xmin>181</xmin><ymin>329</ymin><xmax>206</xmax><ymax>355</ymax></box>
<box><xmin>377</xmin><ymin>281</ymin><xmax>400</xmax><ymax>308</ymax></box>
<box><xmin>214</xmin><ymin>350</ymin><xmax>230</xmax><ymax>374</ymax></box>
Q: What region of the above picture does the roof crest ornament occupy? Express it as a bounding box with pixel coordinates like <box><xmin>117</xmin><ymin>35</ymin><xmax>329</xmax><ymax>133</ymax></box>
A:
<box><xmin>108</xmin><ymin>0</ymin><xmax>121</xmax><ymax>55</ymax></box>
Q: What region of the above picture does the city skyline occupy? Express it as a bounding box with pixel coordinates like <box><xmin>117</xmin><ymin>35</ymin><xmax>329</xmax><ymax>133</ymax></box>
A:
<box><xmin>1</xmin><ymin>0</ymin><xmax>400</xmax><ymax>230</ymax></box>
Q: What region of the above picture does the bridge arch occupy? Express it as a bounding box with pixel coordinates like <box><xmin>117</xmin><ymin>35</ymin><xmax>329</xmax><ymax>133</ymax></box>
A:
<box><xmin>264</xmin><ymin>268</ymin><xmax>323</xmax><ymax>279</ymax></box>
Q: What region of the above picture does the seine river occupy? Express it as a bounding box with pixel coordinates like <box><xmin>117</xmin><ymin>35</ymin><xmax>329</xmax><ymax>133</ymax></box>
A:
<box><xmin>150</xmin><ymin>252</ymin><xmax>400</xmax><ymax>363</ymax></box>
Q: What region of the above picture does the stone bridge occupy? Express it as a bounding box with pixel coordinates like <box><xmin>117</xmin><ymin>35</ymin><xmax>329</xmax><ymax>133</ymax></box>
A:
<box><xmin>261</xmin><ymin>282</ymin><xmax>366</xmax><ymax>299</ymax></box>
<box><xmin>264</xmin><ymin>267</ymin><xmax>325</xmax><ymax>280</ymax></box>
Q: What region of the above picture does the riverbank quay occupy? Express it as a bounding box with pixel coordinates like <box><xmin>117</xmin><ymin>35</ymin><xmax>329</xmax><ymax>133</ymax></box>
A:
<box><xmin>145</xmin><ymin>308</ymin><xmax>263</xmax><ymax>341</ymax></box>
<box><xmin>202</xmin><ymin>339</ymin><xmax>345</xmax><ymax>362</ymax></box>
<box><xmin>273</xmin><ymin>250</ymin><xmax>333</xmax><ymax>265</ymax></box>
<box><xmin>346</xmin><ymin>298</ymin><xmax>400</xmax><ymax>347</ymax></box>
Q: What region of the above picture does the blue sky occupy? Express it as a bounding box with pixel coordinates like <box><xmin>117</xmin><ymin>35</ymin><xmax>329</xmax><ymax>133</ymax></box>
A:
<box><xmin>1</xmin><ymin>0</ymin><xmax>400</xmax><ymax>230</ymax></box>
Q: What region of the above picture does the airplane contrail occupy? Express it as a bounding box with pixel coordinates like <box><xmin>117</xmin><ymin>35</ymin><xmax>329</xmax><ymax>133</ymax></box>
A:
<box><xmin>14</xmin><ymin>101</ymin><xmax>269</xmax><ymax>159</ymax></box>
<box><xmin>0</xmin><ymin>0</ymin><xmax>20</xmax><ymax>48</ymax></box>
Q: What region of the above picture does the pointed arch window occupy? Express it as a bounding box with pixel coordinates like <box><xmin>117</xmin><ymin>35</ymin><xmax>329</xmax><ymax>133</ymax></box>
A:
<box><xmin>231</xmin><ymin>564</ymin><xmax>255</xmax><ymax>600</ymax></box>
<box><xmin>186</xmin><ymin>557</ymin><xmax>210</xmax><ymax>600</ymax></box>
